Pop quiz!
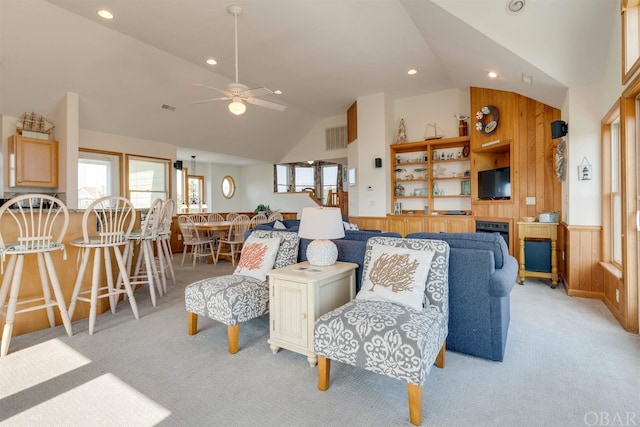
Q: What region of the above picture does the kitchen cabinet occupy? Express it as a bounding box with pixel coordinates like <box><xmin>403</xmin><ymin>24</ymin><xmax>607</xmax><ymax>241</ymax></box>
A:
<box><xmin>387</xmin><ymin>215</ymin><xmax>425</xmax><ymax>237</ymax></box>
<box><xmin>428</xmin><ymin>216</ymin><xmax>474</xmax><ymax>233</ymax></box>
<box><xmin>8</xmin><ymin>135</ymin><xmax>58</xmax><ymax>188</ymax></box>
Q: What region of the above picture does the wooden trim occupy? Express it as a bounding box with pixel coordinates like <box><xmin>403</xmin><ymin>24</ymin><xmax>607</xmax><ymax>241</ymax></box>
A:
<box><xmin>621</xmin><ymin>2</ymin><xmax>640</xmax><ymax>84</ymax></box>
<box><xmin>79</xmin><ymin>148</ymin><xmax>125</xmax><ymax>196</ymax></box>
<box><xmin>347</xmin><ymin>101</ymin><xmax>357</xmax><ymax>143</ymax></box>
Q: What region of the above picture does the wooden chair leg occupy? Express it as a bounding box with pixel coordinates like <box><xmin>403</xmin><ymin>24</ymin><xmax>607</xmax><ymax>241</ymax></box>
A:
<box><xmin>318</xmin><ymin>356</ymin><xmax>331</xmax><ymax>391</ymax></box>
<box><xmin>435</xmin><ymin>340</ymin><xmax>446</xmax><ymax>368</ymax></box>
<box><xmin>188</xmin><ymin>312</ymin><xmax>198</xmax><ymax>335</ymax></box>
<box><xmin>408</xmin><ymin>383</ymin><xmax>422</xmax><ymax>426</ymax></box>
<box><xmin>227</xmin><ymin>324</ymin><xmax>239</xmax><ymax>354</ymax></box>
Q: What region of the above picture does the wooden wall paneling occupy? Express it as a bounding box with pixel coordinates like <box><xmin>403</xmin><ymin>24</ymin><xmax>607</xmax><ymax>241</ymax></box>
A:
<box><xmin>347</xmin><ymin>101</ymin><xmax>357</xmax><ymax>143</ymax></box>
<box><xmin>565</xmin><ymin>225</ymin><xmax>602</xmax><ymax>298</ymax></box>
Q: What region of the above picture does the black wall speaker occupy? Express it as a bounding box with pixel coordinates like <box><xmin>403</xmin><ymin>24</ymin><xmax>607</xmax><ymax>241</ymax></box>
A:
<box><xmin>173</xmin><ymin>160</ymin><xmax>183</xmax><ymax>170</ymax></box>
<box><xmin>374</xmin><ymin>157</ymin><xmax>382</xmax><ymax>168</ymax></box>
<box><xmin>551</xmin><ymin>120</ymin><xmax>568</xmax><ymax>139</ymax></box>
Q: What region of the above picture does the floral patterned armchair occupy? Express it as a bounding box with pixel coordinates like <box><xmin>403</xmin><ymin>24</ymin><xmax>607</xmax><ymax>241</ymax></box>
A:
<box><xmin>313</xmin><ymin>237</ymin><xmax>450</xmax><ymax>426</ymax></box>
<box><xmin>185</xmin><ymin>230</ymin><xmax>299</xmax><ymax>353</ymax></box>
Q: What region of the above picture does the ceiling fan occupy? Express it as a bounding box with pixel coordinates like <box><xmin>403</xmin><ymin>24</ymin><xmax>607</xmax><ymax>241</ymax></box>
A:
<box><xmin>191</xmin><ymin>5</ymin><xmax>286</xmax><ymax>115</ymax></box>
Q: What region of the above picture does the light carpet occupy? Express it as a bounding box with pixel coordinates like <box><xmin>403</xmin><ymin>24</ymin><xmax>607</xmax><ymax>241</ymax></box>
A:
<box><xmin>1</xmin><ymin>259</ymin><xmax>639</xmax><ymax>427</ymax></box>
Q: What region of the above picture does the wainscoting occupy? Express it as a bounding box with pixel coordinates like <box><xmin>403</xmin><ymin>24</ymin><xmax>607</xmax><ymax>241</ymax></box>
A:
<box><xmin>561</xmin><ymin>223</ymin><xmax>603</xmax><ymax>298</ymax></box>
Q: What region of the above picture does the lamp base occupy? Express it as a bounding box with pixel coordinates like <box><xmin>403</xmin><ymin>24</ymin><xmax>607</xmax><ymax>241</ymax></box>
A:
<box><xmin>306</xmin><ymin>239</ymin><xmax>338</xmax><ymax>266</ymax></box>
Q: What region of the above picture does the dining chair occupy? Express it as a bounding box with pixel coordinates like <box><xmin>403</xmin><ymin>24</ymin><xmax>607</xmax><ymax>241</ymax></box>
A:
<box><xmin>68</xmin><ymin>196</ymin><xmax>139</xmax><ymax>335</ymax></box>
<box><xmin>0</xmin><ymin>194</ymin><xmax>73</xmax><ymax>357</ymax></box>
<box><xmin>215</xmin><ymin>214</ymin><xmax>250</xmax><ymax>265</ymax></box>
<box><xmin>207</xmin><ymin>213</ymin><xmax>224</xmax><ymax>222</ymax></box>
<box><xmin>225</xmin><ymin>212</ymin><xmax>239</xmax><ymax>222</ymax></box>
<box><xmin>266</xmin><ymin>212</ymin><xmax>283</xmax><ymax>222</ymax></box>
<box><xmin>177</xmin><ymin>215</ymin><xmax>217</xmax><ymax>268</ymax></box>
<box><xmin>248</xmin><ymin>213</ymin><xmax>268</xmax><ymax>229</ymax></box>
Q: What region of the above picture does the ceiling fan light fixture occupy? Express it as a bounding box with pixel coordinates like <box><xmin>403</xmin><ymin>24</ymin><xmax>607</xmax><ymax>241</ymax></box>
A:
<box><xmin>229</xmin><ymin>99</ymin><xmax>246</xmax><ymax>115</ymax></box>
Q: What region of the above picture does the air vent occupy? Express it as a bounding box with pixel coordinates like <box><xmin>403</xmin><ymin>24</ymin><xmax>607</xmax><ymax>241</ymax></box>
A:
<box><xmin>325</xmin><ymin>126</ymin><xmax>347</xmax><ymax>150</ymax></box>
<box><xmin>161</xmin><ymin>104</ymin><xmax>176</xmax><ymax>111</ymax></box>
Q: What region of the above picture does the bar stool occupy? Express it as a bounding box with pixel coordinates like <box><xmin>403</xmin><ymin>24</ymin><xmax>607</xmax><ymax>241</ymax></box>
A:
<box><xmin>156</xmin><ymin>199</ymin><xmax>176</xmax><ymax>293</ymax></box>
<box><xmin>68</xmin><ymin>196</ymin><xmax>139</xmax><ymax>335</ymax></box>
<box><xmin>0</xmin><ymin>194</ymin><xmax>73</xmax><ymax>357</ymax></box>
<box><xmin>126</xmin><ymin>198</ymin><xmax>163</xmax><ymax>307</ymax></box>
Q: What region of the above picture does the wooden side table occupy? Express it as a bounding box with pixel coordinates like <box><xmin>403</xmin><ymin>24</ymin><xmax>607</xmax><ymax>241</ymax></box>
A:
<box><xmin>517</xmin><ymin>222</ymin><xmax>558</xmax><ymax>288</ymax></box>
<box><xmin>267</xmin><ymin>261</ymin><xmax>357</xmax><ymax>367</ymax></box>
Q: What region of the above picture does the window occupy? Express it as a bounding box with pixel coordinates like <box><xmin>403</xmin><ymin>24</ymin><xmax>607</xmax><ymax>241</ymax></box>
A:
<box><xmin>188</xmin><ymin>175</ymin><xmax>205</xmax><ymax>204</ymax></box>
<box><xmin>221</xmin><ymin>175</ymin><xmax>235</xmax><ymax>199</ymax></box>
<box><xmin>622</xmin><ymin>0</ymin><xmax>640</xmax><ymax>83</ymax></box>
<box><xmin>321</xmin><ymin>164</ymin><xmax>338</xmax><ymax>203</ymax></box>
<box><xmin>274</xmin><ymin>161</ymin><xmax>343</xmax><ymax>202</ymax></box>
<box><xmin>78</xmin><ymin>149</ymin><xmax>121</xmax><ymax>208</ymax></box>
<box><xmin>611</xmin><ymin>118</ymin><xmax>622</xmax><ymax>265</ymax></box>
<box><xmin>126</xmin><ymin>155</ymin><xmax>170</xmax><ymax>209</ymax></box>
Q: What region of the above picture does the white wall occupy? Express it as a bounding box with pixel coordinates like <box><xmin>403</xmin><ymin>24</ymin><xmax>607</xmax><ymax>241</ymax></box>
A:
<box><xmin>565</xmin><ymin>84</ymin><xmax>603</xmax><ymax>226</ymax></box>
<box><xmin>280</xmin><ymin>114</ymin><xmax>347</xmax><ymax>163</ymax></box>
<box><xmin>394</xmin><ymin>89</ymin><xmax>471</xmax><ymax>142</ymax></box>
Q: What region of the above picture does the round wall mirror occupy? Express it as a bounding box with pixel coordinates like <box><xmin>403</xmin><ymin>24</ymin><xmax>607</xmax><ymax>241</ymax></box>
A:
<box><xmin>221</xmin><ymin>175</ymin><xmax>236</xmax><ymax>199</ymax></box>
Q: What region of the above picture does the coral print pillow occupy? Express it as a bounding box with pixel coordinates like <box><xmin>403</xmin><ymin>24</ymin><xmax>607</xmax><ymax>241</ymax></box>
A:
<box><xmin>233</xmin><ymin>236</ymin><xmax>281</xmax><ymax>281</ymax></box>
<box><xmin>356</xmin><ymin>244</ymin><xmax>434</xmax><ymax>310</ymax></box>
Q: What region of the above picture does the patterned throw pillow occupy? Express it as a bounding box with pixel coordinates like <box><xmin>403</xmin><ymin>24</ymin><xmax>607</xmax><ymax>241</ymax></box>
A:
<box><xmin>342</xmin><ymin>221</ymin><xmax>359</xmax><ymax>230</ymax></box>
<box><xmin>249</xmin><ymin>230</ymin><xmax>299</xmax><ymax>269</ymax></box>
<box><xmin>273</xmin><ymin>220</ymin><xmax>287</xmax><ymax>230</ymax></box>
<box><xmin>233</xmin><ymin>236</ymin><xmax>281</xmax><ymax>281</ymax></box>
<box><xmin>356</xmin><ymin>243</ymin><xmax>434</xmax><ymax>310</ymax></box>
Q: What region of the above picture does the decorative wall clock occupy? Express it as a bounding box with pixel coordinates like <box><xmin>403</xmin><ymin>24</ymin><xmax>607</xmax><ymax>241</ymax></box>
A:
<box><xmin>475</xmin><ymin>105</ymin><xmax>499</xmax><ymax>135</ymax></box>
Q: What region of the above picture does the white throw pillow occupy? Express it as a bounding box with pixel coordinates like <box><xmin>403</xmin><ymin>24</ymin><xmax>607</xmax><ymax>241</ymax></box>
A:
<box><xmin>233</xmin><ymin>236</ymin><xmax>281</xmax><ymax>281</ymax></box>
<box><xmin>356</xmin><ymin>244</ymin><xmax>434</xmax><ymax>310</ymax></box>
<box><xmin>273</xmin><ymin>220</ymin><xmax>287</xmax><ymax>230</ymax></box>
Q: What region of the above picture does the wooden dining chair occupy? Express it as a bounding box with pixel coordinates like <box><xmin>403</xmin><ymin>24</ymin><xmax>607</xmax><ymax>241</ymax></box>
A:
<box><xmin>215</xmin><ymin>215</ymin><xmax>250</xmax><ymax>265</ymax></box>
<box><xmin>177</xmin><ymin>215</ymin><xmax>217</xmax><ymax>268</ymax></box>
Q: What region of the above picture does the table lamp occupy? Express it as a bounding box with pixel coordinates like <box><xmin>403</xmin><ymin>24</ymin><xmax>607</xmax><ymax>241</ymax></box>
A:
<box><xmin>298</xmin><ymin>207</ymin><xmax>345</xmax><ymax>266</ymax></box>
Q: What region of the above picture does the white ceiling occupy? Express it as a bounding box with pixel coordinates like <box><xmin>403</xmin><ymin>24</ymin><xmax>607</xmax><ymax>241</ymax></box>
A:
<box><xmin>0</xmin><ymin>0</ymin><xmax>616</xmax><ymax>165</ymax></box>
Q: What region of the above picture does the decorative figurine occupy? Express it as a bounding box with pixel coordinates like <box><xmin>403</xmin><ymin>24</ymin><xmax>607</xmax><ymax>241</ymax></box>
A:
<box><xmin>396</xmin><ymin>119</ymin><xmax>407</xmax><ymax>144</ymax></box>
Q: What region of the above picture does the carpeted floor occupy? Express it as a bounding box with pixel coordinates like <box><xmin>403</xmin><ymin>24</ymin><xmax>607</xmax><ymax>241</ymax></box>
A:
<box><xmin>1</xmin><ymin>258</ymin><xmax>639</xmax><ymax>427</ymax></box>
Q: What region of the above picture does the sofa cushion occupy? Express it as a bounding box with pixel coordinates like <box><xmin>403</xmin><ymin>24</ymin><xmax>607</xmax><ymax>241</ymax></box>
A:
<box><xmin>357</xmin><ymin>243</ymin><xmax>435</xmax><ymax>310</ymax></box>
<box><xmin>405</xmin><ymin>232</ymin><xmax>508</xmax><ymax>269</ymax></box>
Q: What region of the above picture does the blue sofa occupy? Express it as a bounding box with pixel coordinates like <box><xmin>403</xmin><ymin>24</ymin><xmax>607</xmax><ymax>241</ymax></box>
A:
<box><xmin>406</xmin><ymin>232</ymin><xmax>518</xmax><ymax>362</ymax></box>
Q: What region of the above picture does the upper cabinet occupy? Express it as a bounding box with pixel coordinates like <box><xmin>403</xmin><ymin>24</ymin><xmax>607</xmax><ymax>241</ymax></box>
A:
<box><xmin>8</xmin><ymin>135</ymin><xmax>59</xmax><ymax>188</ymax></box>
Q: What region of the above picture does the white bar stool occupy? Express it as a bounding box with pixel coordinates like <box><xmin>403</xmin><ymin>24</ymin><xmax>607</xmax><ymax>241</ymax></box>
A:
<box><xmin>155</xmin><ymin>199</ymin><xmax>176</xmax><ymax>292</ymax></box>
<box><xmin>0</xmin><ymin>194</ymin><xmax>73</xmax><ymax>357</ymax></box>
<box><xmin>68</xmin><ymin>196</ymin><xmax>139</xmax><ymax>335</ymax></box>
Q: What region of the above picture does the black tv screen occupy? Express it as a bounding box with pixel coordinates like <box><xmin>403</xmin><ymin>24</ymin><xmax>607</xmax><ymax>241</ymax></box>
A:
<box><xmin>478</xmin><ymin>167</ymin><xmax>511</xmax><ymax>200</ymax></box>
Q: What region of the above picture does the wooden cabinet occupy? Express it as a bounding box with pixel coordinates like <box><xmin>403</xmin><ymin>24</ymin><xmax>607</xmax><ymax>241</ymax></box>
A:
<box><xmin>267</xmin><ymin>261</ymin><xmax>356</xmax><ymax>366</ymax></box>
<box><xmin>390</xmin><ymin>136</ymin><xmax>470</xmax><ymax>216</ymax></box>
<box><xmin>428</xmin><ymin>216</ymin><xmax>474</xmax><ymax>233</ymax></box>
<box><xmin>388</xmin><ymin>215</ymin><xmax>425</xmax><ymax>236</ymax></box>
<box><xmin>8</xmin><ymin>135</ymin><xmax>58</xmax><ymax>188</ymax></box>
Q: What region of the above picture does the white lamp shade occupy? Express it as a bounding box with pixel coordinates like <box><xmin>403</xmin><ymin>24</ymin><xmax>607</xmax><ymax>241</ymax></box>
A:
<box><xmin>298</xmin><ymin>207</ymin><xmax>344</xmax><ymax>266</ymax></box>
<box><xmin>298</xmin><ymin>207</ymin><xmax>345</xmax><ymax>240</ymax></box>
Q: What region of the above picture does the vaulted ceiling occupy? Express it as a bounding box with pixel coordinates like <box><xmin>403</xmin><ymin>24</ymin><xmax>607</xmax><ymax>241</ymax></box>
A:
<box><xmin>0</xmin><ymin>0</ymin><xmax>615</xmax><ymax>165</ymax></box>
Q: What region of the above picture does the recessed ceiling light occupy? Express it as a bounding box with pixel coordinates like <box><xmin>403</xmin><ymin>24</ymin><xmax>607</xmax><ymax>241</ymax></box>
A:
<box><xmin>522</xmin><ymin>73</ymin><xmax>533</xmax><ymax>84</ymax></box>
<box><xmin>408</xmin><ymin>69</ymin><xmax>418</xmax><ymax>75</ymax></box>
<box><xmin>506</xmin><ymin>0</ymin><xmax>525</xmax><ymax>14</ymax></box>
<box><xmin>274</xmin><ymin>90</ymin><xmax>283</xmax><ymax>95</ymax></box>
<box><xmin>205</xmin><ymin>58</ymin><xmax>217</xmax><ymax>65</ymax></box>
<box><xmin>487</xmin><ymin>71</ymin><xmax>499</xmax><ymax>79</ymax></box>
<box><xmin>97</xmin><ymin>9</ymin><xmax>114</xmax><ymax>20</ymax></box>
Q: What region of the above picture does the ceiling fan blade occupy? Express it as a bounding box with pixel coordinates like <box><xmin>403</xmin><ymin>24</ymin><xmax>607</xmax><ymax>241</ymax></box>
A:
<box><xmin>241</xmin><ymin>87</ymin><xmax>272</xmax><ymax>98</ymax></box>
<box><xmin>246</xmin><ymin>97</ymin><xmax>287</xmax><ymax>111</ymax></box>
<box><xmin>192</xmin><ymin>83</ymin><xmax>229</xmax><ymax>96</ymax></box>
<box><xmin>189</xmin><ymin>96</ymin><xmax>230</xmax><ymax>105</ymax></box>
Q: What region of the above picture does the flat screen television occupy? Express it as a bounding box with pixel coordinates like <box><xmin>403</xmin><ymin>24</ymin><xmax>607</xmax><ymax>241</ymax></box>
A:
<box><xmin>478</xmin><ymin>167</ymin><xmax>511</xmax><ymax>200</ymax></box>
